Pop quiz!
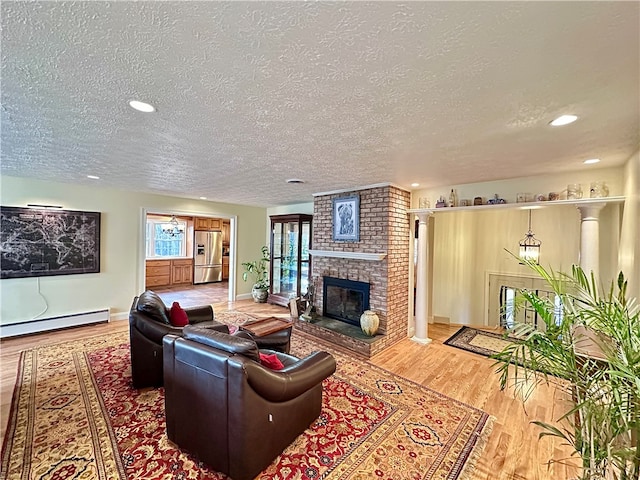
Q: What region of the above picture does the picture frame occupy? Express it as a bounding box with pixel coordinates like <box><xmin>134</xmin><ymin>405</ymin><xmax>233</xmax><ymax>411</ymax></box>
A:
<box><xmin>332</xmin><ymin>195</ymin><xmax>360</xmax><ymax>241</ymax></box>
<box><xmin>0</xmin><ymin>206</ymin><xmax>101</xmax><ymax>279</ymax></box>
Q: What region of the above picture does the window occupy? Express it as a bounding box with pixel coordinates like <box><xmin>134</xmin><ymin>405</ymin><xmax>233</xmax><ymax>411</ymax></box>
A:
<box><xmin>500</xmin><ymin>285</ymin><xmax>564</xmax><ymax>331</ymax></box>
<box><xmin>146</xmin><ymin>218</ymin><xmax>187</xmax><ymax>258</ymax></box>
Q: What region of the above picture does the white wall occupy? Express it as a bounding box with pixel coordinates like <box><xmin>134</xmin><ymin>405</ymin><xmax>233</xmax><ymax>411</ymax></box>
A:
<box><xmin>413</xmin><ymin>166</ymin><xmax>626</xmax><ymax>326</ymax></box>
<box><xmin>618</xmin><ymin>150</ymin><xmax>640</xmax><ymax>298</ymax></box>
<box><xmin>266</xmin><ymin>203</ymin><xmax>313</xmax><ymax>216</ymax></box>
<box><xmin>0</xmin><ymin>176</ymin><xmax>267</xmax><ymax>325</ymax></box>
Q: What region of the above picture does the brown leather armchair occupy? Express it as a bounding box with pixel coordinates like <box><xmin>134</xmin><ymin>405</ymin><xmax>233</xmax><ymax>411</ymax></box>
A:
<box><xmin>163</xmin><ymin>326</ymin><xmax>336</xmax><ymax>480</ymax></box>
<box><xmin>129</xmin><ymin>290</ymin><xmax>228</xmax><ymax>389</ymax></box>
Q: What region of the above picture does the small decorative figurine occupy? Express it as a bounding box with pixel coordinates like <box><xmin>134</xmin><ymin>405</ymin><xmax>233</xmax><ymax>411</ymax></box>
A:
<box><xmin>300</xmin><ymin>285</ymin><xmax>316</xmax><ymax>321</ymax></box>
<box><xmin>487</xmin><ymin>194</ymin><xmax>506</xmax><ymax>205</ymax></box>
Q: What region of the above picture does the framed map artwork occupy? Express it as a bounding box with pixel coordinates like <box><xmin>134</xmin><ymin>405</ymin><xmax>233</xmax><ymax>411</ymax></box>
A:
<box><xmin>0</xmin><ymin>206</ymin><xmax>101</xmax><ymax>279</ymax></box>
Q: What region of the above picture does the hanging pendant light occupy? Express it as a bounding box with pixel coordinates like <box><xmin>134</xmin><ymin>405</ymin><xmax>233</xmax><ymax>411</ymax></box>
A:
<box><xmin>519</xmin><ymin>209</ymin><xmax>541</xmax><ymax>264</ymax></box>
<box><xmin>162</xmin><ymin>215</ymin><xmax>184</xmax><ymax>237</ymax></box>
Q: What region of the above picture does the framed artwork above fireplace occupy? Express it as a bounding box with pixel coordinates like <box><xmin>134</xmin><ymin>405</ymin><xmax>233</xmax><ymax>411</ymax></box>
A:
<box><xmin>332</xmin><ymin>195</ymin><xmax>359</xmax><ymax>241</ymax></box>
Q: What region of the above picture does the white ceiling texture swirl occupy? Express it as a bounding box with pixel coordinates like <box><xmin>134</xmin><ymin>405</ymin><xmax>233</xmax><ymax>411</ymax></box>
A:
<box><xmin>1</xmin><ymin>1</ymin><xmax>638</xmax><ymax>207</ymax></box>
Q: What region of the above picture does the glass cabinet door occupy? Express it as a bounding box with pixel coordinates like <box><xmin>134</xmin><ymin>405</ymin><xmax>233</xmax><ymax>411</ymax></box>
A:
<box><xmin>272</xmin><ymin>221</ymin><xmax>299</xmax><ymax>298</ymax></box>
<box><xmin>269</xmin><ymin>214</ymin><xmax>312</xmax><ymax>307</ymax></box>
<box><xmin>300</xmin><ymin>221</ymin><xmax>311</xmax><ymax>294</ymax></box>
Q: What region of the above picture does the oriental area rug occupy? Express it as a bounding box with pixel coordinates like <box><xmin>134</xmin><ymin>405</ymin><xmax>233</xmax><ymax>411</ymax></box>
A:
<box><xmin>443</xmin><ymin>326</ymin><xmax>514</xmax><ymax>358</ymax></box>
<box><xmin>2</xmin><ymin>329</ymin><xmax>493</xmax><ymax>480</ymax></box>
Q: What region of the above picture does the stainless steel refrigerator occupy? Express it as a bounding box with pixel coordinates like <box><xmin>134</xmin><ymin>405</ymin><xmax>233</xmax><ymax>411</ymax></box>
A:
<box><xmin>194</xmin><ymin>230</ymin><xmax>223</xmax><ymax>284</ymax></box>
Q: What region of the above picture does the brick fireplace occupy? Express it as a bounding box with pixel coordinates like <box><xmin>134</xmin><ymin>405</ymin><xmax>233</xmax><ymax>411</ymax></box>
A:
<box><xmin>295</xmin><ymin>184</ymin><xmax>411</xmax><ymax>358</ymax></box>
<box><xmin>322</xmin><ymin>276</ymin><xmax>370</xmax><ymax>326</ymax></box>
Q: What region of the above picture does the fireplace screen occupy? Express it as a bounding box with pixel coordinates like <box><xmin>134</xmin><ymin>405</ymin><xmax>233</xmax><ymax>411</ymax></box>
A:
<box><xmin>323</xmin><ymin>277</ymin><xmax>370</xmax><ymax>326</ymax></box>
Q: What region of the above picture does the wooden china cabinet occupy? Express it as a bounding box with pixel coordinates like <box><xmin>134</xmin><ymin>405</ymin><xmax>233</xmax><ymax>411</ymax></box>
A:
<box><xmin>268</xmin><ymin>214</ymin><xmax>312</xmax><ymax>307</ymax></box>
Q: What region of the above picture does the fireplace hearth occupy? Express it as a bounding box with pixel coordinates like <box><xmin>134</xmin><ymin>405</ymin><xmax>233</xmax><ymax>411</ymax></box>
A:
<box><xmin>322</xmin><ymin>276</ymin><xmax>370</xmax><ymax>326</ymax></box>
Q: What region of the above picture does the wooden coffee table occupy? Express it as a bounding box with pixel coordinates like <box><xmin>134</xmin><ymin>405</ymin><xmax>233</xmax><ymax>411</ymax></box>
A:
<box><xmin>240</xmin><ymin>317</ymin><xmax>292</xmax><ymax>337</ymax></box>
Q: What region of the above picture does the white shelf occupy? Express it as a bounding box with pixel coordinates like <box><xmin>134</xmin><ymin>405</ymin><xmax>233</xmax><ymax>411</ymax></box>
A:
<box><xmin>408</xmin><ymin>196</ymin><xmax>625</xmax><ymax>214</ymax></box>
<box><xmin>308</xmin><ymin>250</ymin><xmax>387</xmax><ymax>261</ymax></box>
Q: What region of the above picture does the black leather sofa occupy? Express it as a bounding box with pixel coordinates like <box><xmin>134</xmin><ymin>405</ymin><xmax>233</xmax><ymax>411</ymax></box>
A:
<box><xmin>129</xmin><ymin>290</ymin><xmax>293</xmax><ymax>389</ymax></box>
<box><xmin>163</xmin><ymin>326</ymin><xmax>336</xmax><ymax>480</ymax></box>
<box><xmin>129</xmin><ymin>290</ymin><xmax>228</xmax><ymax>388</ymax></box>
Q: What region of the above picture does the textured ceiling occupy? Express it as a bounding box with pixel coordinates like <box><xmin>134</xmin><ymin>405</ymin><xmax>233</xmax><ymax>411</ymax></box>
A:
<box><xmin>1</xmin><ymin>1</ymin><xmax>638</xmax><ymax>207</ymax></box>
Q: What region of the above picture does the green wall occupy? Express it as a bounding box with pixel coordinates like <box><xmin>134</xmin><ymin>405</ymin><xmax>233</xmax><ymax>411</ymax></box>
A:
<box><xmin>0</xmin><ymin>176</ymin><xmax>268</xmax><ymax>324</ymax></box>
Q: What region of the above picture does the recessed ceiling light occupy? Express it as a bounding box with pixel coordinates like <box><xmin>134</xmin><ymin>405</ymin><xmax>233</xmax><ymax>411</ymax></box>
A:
<box><xmin>129</xmin><ymin>100</ymin><xmax>156</xmax><ymax>113</ymax></box>
<box><xmin>549</xmin><ymin>114</ymin><xmax>578</xmax><ymax>126</ymax></box>
<box><xmin>87</xmin><ymin>175</ymin><xmax>100</xmax><ymax>179</ymax></box>
<box><xmin>411</xmin><ymin>183</ymin><xmax>420</xmax><ymax>187</ymax></box>
<box><xmin>199</xmin><ymin>196</ymin><xmax>207</xmax><ymax>200</ymax></box>
<box><xmin>584</xmin><ymin>158</ymin><xmax>600</xmax><ymax>165</ymax></box>
<box><xmin>286</xmin><ymin>178</ymin><xmax>305</xmax><ymax>184</ymax></box>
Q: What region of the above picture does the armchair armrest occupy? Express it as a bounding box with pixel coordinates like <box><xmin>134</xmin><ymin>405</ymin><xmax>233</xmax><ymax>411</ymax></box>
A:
<box><xmin>245</xmin><ymin>351</ymin><xmax>336</xmax><ymax>402</ymax></box>
<box><xmin>134</xmin><ymin>316</ymin><xmax>183</xmax><ymax>343</ymax></box>
<box><xmin>185</xmin><ymin>305</ymin><xmax>214</xmax><ymax>324</ymax></box>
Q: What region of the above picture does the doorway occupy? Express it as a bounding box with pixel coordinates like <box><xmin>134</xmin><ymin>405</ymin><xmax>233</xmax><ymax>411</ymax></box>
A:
<box><xmin>487</xmin><ymin>273</ymin><xmax>563</xmax><ymax>331</ymax></box>
<box><xmin>139</xmin><ymin>208</ymin><xmax>237</xmax><ymax>303</ymax></box>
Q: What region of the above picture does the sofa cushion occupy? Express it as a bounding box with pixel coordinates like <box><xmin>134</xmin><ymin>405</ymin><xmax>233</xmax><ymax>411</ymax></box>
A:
<box><xmin>170</xmin><ymin>302</ymin><xmax>189</xmax><ymax>327</ymax></box>
<box><xmin>137</xmin><ymin>290</ymin><xmax>171</xmax><ymax>325</ymax></box>
<box><xmin>259</xmin><ymin>352</ymin><xmax>284</xmax><ymax>370</ymax></box>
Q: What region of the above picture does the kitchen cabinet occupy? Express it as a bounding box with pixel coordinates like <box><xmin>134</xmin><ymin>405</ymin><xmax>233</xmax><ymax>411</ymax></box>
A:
<box><xmin>222</xmin><ymin>256</ymin><xmax>230</xmax><ymax>280</ymax></box>
<box><xmin>222</xmin><ymin>221</ymin><xmax>230</xmax><ymax>245</ymax></box>
<box><xmin>195</xmin><ymin>217</ymin><xmax>222</xmax><ymax>231</ymax></box>
<box><xmin>145</xmin><ymin>259</ymin><xmax>193</xmax><ymax>288</ymax></box>
<box><xmin>268</xmin><ymin>214</ymin><xmax>312</xmax><ymax>307</ymax></box>
<box><xmin>172</xmin><ymin>259</ymin><xmax>193</xmax><ymax>285</ymax></box>
<box><xmin>145</xmin><ymin>260</ymin><xmax>171</xmax><ymax>288</ymax></box>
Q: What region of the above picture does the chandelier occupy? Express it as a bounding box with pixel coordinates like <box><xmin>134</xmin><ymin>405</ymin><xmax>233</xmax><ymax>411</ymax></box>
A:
<box><xmin>519</xmin><ymin>209</ymin><xmax>541</xmax><ymax>264</ymax></box>
<box><xmin>162</xmin><ymin>215</ymin><xmax>185</xmax><ymax>237</ymax></box>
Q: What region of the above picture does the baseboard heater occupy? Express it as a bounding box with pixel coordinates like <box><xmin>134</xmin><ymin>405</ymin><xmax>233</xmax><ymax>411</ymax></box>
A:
<box><xmin>0</xmin><ymin>309</ymin><xmax>110</xmax><ymax>338</ymax></box>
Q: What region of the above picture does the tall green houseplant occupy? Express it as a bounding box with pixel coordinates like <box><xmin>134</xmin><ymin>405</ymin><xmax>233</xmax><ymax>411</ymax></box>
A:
<box><xmin>242</xmin><ymin>245</ymin><xmax>270</xmax><ymax>303</ymax></box>
<box><xmin>493</xmin><ymin>261</ymin><xmax>639</xmax><ymax>480</ymax></box>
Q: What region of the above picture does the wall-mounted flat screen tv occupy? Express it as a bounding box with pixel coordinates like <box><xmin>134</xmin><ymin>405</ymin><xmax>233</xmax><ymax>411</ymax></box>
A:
<box><xmin>0</xmin><ymin>206</ymin><xmax>101</xmax><ymax>279</ymax></box>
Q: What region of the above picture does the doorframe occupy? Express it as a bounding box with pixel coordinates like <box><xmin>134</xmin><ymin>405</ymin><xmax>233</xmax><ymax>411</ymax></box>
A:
<box><xmin>137</xmin><ymin>207</ymin><xmax>237</xmax><ymax>302</ymax></box>
<box><xmin>483</xmin><ymin>270</ymin><xmax>536</xmax><ymax>327</ymax></box>
<box><xmin>484</xmin><ymin>271</ymin><xmax>555</xmax><ymax>328</ymax></box>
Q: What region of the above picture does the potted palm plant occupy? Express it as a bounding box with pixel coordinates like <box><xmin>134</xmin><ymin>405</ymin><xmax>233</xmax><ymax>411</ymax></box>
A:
<box><xmin>493</xmin><ymin>260</ymin><xmax>639</xmax><ymax>480</ymax></box>
<box><xmin>241</xmin><ymin>245</ymin><xmax>270</xmax><ymax>303</ymax></box>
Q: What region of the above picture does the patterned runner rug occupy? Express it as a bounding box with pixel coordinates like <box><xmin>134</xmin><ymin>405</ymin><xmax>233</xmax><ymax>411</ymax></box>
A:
<box><xmin>2</xmin><ymin>329</ymin><xmax>493</xmax><ymax>480</ymax></box>
<box><xmin>443</xmin><ymin>326</ymin><xmax>514</xmax><ymax>358</ymax></box>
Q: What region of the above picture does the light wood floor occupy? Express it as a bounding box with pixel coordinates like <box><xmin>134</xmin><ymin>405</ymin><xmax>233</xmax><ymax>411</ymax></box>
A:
<box><xmin>0</xmin><ymin>299</ymin><xmax>579</xmax><ymax>480</ymax></box>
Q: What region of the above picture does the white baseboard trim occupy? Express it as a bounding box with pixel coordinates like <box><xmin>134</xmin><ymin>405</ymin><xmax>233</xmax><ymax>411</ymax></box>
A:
<box><xmin>0</xmin><ymin>309</ymin><xmax>111</xmax><ymax>338</ymax></box>
<box><xmin>235</xmin><ymin>293</ymin><xmax>253</xmax><ymax>301</ymax></box>
<box><xmin>433</xmin><ymin>315</ymin><xmax>450</xmax><ymax>324</ymax></box>
<box><xmin>410</xmin><ymin>335</ymin><xmax>433</xmax><ymax>345</ymax></box>
<box><xmin>110</xmin><ymin>311</ymin><xmax>129</xmax><ymax>321</ymax></box>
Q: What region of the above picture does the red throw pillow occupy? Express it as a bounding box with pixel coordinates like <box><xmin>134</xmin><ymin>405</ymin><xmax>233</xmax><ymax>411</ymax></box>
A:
<box><xmin>169</xmin><ymin>302</ymin><xmax>189</xmax><ymax>327</ymax></box>
<box><xmin>259</xmin><ymin>352</ymin><xmax>284</xmax><ymax>370</ymax></box>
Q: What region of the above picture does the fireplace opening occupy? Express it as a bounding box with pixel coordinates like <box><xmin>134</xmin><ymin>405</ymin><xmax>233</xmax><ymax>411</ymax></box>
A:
<box><xmin>322</xmin><ymin>276</ymin><xmax>370</xmax><ymax>326</ymax></box>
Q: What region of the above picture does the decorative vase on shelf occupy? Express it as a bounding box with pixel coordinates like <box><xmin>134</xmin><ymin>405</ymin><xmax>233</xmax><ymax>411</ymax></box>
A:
<box><xmin>360</xmin><ymin>310</ymin><xmax>379</xmax><ymax>336</ymax></box>
<box><xmin>589</xmin><ymin>181</ymin><xmax>609</xmax><ymax>198</ymax></box>
<box><xmin>448</xmin><ymin>189</ymin><xmax>457</xmax><ymax>207</ymax></box>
